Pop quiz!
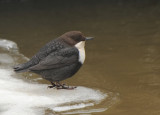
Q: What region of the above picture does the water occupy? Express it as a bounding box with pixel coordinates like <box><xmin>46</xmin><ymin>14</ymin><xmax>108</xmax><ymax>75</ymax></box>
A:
<box><xmin>0</xmin><ymin>0</ymin><xmax>160</xmax><ymax>115</ymax></box>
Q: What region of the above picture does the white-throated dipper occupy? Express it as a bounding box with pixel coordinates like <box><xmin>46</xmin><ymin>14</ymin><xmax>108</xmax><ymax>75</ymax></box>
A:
<box><xmin>13</xmin><ymin>31</ymin><xmax>93</xmax><ymax>89</ymax></box>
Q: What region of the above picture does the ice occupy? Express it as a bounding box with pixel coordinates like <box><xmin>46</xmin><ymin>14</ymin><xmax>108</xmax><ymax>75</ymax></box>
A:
<box><xmin>0</xmin><ymin>39</ymin><xmax>107</xmax><ymax>115</ymax></box>
<box><xmin>52</xmin><ymin>103</ymin><xmax>94</xmax><ymax>112</ymax></box>
<box><xmin>0</xmin><ymin>53</ymin><xmax>14</xmax><ymax>64</ymax></box>
<box><xmin>0</xmin><ymin>39</ymin><xmax>18</xmax><ymax>51</ymax></box>
<box><xmin>0</xmin><ymin>69</ymin><xmax>107</xmax><ymax>115</ymax></box>
<box><xmin>62</xmin><ymin>108</ymin><xmax>108</xmax><ymax>114</ymax></box>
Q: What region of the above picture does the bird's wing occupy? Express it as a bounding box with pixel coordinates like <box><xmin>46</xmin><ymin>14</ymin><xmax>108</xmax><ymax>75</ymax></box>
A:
<box><xmin>13</xmin><ymin>40</ymin><xmax>62</xmax><ymax>72</ymax></box>
<box><xmin>29</xmin><ymin>47</ymin><xmax>79</xmax><ymax>71</ymax></box>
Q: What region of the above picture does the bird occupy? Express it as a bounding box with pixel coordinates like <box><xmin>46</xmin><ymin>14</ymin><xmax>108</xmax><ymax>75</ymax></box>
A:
<box><xmin>13</xmin><ymin>31</ymin><xmax>93</xmax><ymax>89</ymax></box>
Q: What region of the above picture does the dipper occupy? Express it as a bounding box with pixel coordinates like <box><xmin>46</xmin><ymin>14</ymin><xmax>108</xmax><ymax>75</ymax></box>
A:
<box><xmin>13</xmin><ymin>31</ymin><xmax>93</xmax><ymax>89</ymax></box>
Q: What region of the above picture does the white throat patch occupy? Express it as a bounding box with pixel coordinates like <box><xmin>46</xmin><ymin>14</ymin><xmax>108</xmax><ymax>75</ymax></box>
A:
<box><xmin>75</xmin><ymin>41</ymin><xmax>85</xmax><ymax>64</ymax></box>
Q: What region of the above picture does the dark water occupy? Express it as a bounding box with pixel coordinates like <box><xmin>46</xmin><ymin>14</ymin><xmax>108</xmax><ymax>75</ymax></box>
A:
<box><xmin>0</xmin><ymin>0</ymin><xmax>160</xmax><ymax>115</ymax></box>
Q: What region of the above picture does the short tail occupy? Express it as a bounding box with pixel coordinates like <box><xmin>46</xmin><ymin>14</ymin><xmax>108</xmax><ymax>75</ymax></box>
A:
<box><xmin>13</xmin><ymin>64</ymin><xmax>28</xmax><ymax>73</ymax></box>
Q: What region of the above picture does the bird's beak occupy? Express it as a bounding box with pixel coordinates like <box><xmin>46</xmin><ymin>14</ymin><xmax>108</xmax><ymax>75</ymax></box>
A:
<box><xmin>85</xmin><ymin>37</ymin><xmax>94</xmax><ymax>41</ymax></box>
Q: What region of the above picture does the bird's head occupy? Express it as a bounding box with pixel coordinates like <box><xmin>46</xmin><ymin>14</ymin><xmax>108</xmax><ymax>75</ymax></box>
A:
<box><xmin>60</xmin><ymin>31</ymin><xmax>93</xmax><ymax>46</ymax></box>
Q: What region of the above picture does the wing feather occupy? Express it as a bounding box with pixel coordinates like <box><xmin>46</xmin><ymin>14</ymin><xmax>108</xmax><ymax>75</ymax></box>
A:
<box><xmin>29</xmin><ymin>47</ymin><xmax>78</xmax><ymax>71</ymax></box>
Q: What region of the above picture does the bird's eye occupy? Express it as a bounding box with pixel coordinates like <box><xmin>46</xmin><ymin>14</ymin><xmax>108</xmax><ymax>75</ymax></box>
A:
<box><xmin>73</xmin><ymin>36</ymin><xmax>81</xmax><ymax>42</ymax></box>
<box><xmin>76</xmin><ymin>37</ymin><xmax>81</xmax><ymax>41</ymax></box>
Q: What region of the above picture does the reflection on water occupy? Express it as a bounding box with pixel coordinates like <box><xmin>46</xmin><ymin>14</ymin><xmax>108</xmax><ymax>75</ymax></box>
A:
<box><xmin>0</xmin><ymin>0</ymin><xmax>160</xmax><ymax>115</ymax></box>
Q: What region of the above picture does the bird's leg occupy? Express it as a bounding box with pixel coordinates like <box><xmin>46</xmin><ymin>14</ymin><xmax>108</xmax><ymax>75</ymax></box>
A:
<box><xmin>55</xmin><ymin>81</ymin><xmax>63</xmax><ymax>88</ymax></box>
<box><xmin>47</xmin><ymin>82</ymin><xmax>56</xmax><ymax>88</ymax></box>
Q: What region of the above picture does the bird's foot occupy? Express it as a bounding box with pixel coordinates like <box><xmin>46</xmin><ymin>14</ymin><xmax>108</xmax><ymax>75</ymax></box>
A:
<box><xmin>48</xmin><ymin>82</ymin><xmax>77</xmax><ymax>90</ymax></box>
<box><xmin>47</xmin><ymin>82</ymin><xmax>56</xmax><ymax>88</ymax></box>
<box><xmin>47</xmin><ymin>85</ymin><xmax>55</xmax><ymax>88</ymax></box>
<box><xmin>57</xmin><ymin>85</ymin><xmax>77</xmax><ymax>90</ymax></box>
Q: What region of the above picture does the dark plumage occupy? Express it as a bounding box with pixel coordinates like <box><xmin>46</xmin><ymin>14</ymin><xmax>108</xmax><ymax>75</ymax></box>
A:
<box><xmin>13</xmin><ymin>31</ymin><xmax>93</xmax><ymax>89</ymax></box>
